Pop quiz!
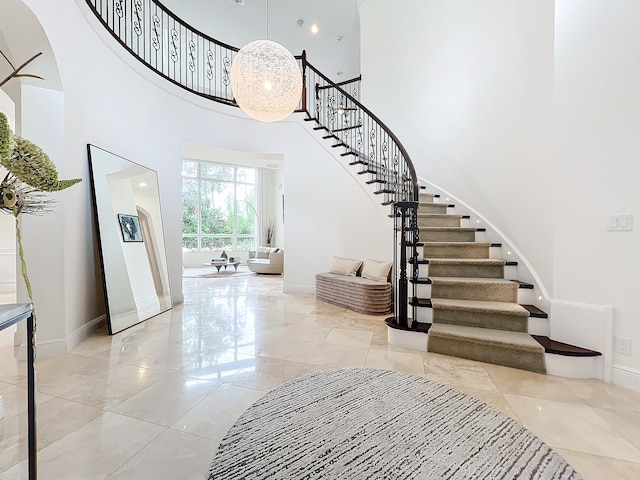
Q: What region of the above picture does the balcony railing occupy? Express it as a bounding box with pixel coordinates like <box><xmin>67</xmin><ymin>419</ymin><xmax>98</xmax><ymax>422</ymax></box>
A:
<box><xmin>85</xmin><ymin>0</ymin><xmax>420</xmax><ymax>327</ymax></box>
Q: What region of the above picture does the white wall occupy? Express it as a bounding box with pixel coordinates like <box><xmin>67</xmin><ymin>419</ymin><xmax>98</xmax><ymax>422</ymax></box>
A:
<box><xmin>0</xmin><ymin>91</ymin><xmax>16</xmax><ymax>298</ymax></box>
<box><xmin>553</xmin><ymin>0</ymin><xmax>640</xmax><ymax>383</ymax></box>
<box><xmin>0</xmin><ymin>0</ymin><xmax>390</xmax><ymax>352</ymax></box>
<box><xmin>360</xmin><ymin>0</ymin><xmax>640</xmax><ymax>384</ymax></box>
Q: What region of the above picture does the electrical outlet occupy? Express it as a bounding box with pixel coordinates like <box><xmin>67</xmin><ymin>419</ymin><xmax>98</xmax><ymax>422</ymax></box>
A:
<box><xmin>614</xmin><ymin>336</ymin><xmax>632</xmax><ymax>355</ymax></box>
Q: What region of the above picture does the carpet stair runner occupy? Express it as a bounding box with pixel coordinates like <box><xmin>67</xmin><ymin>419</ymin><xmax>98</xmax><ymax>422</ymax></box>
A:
<box><xmin>302</xmin><ymin>115</ymin><xmax>599</xmax><ymax>374</ymax></box>
<box><xmin>415</xmin><ymin>192</ymin><xmax>547</xmax><ymax>373</ymax></box>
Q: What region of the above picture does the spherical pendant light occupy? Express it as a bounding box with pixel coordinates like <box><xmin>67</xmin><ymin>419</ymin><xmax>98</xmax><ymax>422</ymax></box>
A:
<box><xmin>230</xmin><ymin>40</ymin><xmax>302</xmax><ymax>123</ymax></box>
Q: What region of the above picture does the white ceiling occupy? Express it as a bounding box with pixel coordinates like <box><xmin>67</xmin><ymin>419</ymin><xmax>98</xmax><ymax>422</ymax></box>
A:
<box><xmin>161</xmin><ymin>0</ymin><xmax>362</xmax><ymax>81</ymax></box>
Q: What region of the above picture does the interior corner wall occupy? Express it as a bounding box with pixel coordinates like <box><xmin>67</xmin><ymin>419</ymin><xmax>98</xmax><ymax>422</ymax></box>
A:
<box><xmin>0</xmin><ymin>92</ymin><xmax>16</xmax><ymax>298</ymax></box>
<box><xmin>18</xmin><ymin>84</ymin><xmax>68</xmax><ymax>349</ymax></box>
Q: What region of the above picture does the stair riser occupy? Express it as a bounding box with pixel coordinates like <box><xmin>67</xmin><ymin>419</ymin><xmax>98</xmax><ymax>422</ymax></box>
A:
<box><xmin>416</xmin><ymin>245</ymin><xmax>504</xmax><ymax>260</ymax></box>
<box><xmin>504</xmin><ymin>264</ymin><xmax>517</xmax><ymax>280</ymax></box>
<box><xmin>415</xmin><ymin>283</ymin><xmax>528</xmax><ymax>303</ymax></box>
<box><xmin>427</xmin><ymin>334</ymin><xmax>546</xmax><ymax>373</ymax></box>
<box><xmin>431</xmin><ymin>282</ymin><xmax>518</xmax><ymax>303</ymax></box>
<box><xmin>418</xmin><ymin>204</ymin><xmax>449</xmax><ymax>215</ymax></box>
<box><xmin>419</xmin><ymin>230</ymin><xmax>478</xmax><ymax>243</ymax></box>
<box><xmin>422</xmin><ymin>244</ymin><xmax>490</xmax><ymax>259</ymax></box>
<box><xmin>432</xmin><ymin>309</ymin><xmax>527</xmax><ymax>332</ymax></box>
<box><xmin>528</xmin><ymin>317</ymin><xmax>549</xmax><ymax>336</ymax></box>
<box><xmin>417</xmin><ymin>217</ymin><xmax>461</xmax><ymax>228</ymax></box>
<box><xmin>412</xmin><ymin>306</ymin><xmax>550</xmax><ymax>336</ymax></box>
<box><xmin>425</xmin><ymin>263</ymin><xmax>505</xmax><ymax>279</ymax></box>
<box><xmin>419</xmin><ymin>194</ymin><xmax>438</xmax><ymax>203</ymax></box>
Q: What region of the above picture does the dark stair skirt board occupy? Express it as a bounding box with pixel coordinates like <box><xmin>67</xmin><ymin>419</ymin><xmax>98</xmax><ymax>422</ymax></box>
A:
<box><xmin>385</xmin><ymin>321</ymin><xmax>601</xmax><ymax>357</ymax></box>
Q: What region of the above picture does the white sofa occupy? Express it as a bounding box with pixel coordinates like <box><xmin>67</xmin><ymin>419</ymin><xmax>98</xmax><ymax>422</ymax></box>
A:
<box><xmin>247</xmin><ymin>247</ymin><xmax>284</xmax><ymax>274</ymax></box>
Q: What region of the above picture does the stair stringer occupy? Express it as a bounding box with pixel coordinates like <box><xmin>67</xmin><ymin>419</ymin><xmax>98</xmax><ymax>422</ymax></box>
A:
<box><xmin>298</xmin><ymin>117</ymin><xmax>397</xmax><ymax>221</ymax></box>
<box><xmin>417</xmin><ymin>176</ymin><xmax>551</xmax><ymax>315</ymax></box>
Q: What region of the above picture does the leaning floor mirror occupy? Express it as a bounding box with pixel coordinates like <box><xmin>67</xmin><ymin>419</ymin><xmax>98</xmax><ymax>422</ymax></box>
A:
<box><xmin>88</xmin><ymin>144</ymin><xmax>172</xmax><ymax>334</ymax></box>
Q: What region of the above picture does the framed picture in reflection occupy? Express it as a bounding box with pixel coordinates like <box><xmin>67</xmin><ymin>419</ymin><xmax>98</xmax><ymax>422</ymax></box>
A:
<box><xmin>118</xmin><ymin>214</ymin><xmax>143</xmax><ymax>242</ymax></box>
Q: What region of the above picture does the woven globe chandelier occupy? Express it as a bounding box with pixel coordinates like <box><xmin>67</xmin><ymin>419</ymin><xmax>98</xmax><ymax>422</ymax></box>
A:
<box><xmin>230</xmin><ymin>39</ymin><xmax>302</xmax><ymax>123</ymax></box>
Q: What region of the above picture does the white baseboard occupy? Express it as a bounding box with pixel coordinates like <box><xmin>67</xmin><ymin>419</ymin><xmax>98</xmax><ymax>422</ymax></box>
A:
<box><xmin>0</xmin><ymin>282</ymin><xmax>16</xmax><ymax>294</ymax></box>
<box><xmin>611</xmin><ymin>364</ymin><xmax>640</xmax><ymax>393</ymax></box>
<box><xmin>387</xmin><ymin>327</ymin><xmax>428</xmax><ymax>351</ymax></box>
<box><xmin>545</xmin><ymin>354</ymin><xmax>603</xmax><ymax>380</ymax></box>
<box><xmin>283</xmin><ymin>285</ymin><xmax>314</xmax><ymax>294</ymax></box>
<box><xmin>16</xmin><ymin>314</ymin><xmax>107</xmax><ymax>360</ymax></box>
<box><xmin>66</xmin><ymin>314</ymin><xmax>107</xmax><ymax>352</ymax></box>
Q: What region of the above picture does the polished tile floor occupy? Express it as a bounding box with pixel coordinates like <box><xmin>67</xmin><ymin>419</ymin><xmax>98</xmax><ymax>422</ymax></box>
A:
<box><xmin>1</xmin><ymin>273</ymin><xmax>640</xmax><ymax>479</ymax></box>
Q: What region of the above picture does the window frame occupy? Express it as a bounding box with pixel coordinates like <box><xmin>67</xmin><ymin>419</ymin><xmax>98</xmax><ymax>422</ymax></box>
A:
<box><xmin>182</xmin><ymin>161</ymin><xmax>257</xmax><ymax>252</ymax></box>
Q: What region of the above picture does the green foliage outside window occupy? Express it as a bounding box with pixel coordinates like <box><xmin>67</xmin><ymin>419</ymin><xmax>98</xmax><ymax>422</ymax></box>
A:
<box><xmin>182</xmin><ymin>161</ymin><xmax>256</xmax><ymax>252</ymax></box>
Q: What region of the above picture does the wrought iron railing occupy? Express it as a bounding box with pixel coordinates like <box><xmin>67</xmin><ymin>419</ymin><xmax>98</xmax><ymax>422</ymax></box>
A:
<box><xmin>87</xmin><ymin>0</ymin><xmax>239</xmax><ymax>105</ymax></box>
<box><xmin>85</xmin><ymin>0</ymin><xmax>420</xmax><ymax>327</ymax></box>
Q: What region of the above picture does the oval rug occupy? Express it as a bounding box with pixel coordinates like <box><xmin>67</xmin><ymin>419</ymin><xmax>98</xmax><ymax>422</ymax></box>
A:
<box><xmin>207</xmin><ymin>368</ymin><xmax>581</xmax><ymax>479</ymax></box>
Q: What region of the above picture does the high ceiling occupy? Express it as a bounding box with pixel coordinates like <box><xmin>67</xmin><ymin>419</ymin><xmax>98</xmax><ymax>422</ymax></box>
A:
<box><xmin>162</xmin><ymin>0</ymin><xmax>362</xmax><ymax>81</ymax></box>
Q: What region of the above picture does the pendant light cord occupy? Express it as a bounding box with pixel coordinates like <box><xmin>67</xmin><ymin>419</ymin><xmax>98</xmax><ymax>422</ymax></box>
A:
<box><xmin>265</xmin><ymin>0</ymin><xmax>269</xmax><ymax>40</ymax></box>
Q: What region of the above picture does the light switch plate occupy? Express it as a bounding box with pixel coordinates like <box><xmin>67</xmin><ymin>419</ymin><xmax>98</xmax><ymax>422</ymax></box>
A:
<box><xmin>608</xmin><ymin>214</ymin><xmax>633</xmax><ymax>231</ymax></box>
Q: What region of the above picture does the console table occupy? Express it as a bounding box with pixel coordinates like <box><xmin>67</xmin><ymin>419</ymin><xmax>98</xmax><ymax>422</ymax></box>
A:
<box><xmin>0</xmin><ymin>304</ymin><xmax>36</xmax><ymax>479</ymax></box>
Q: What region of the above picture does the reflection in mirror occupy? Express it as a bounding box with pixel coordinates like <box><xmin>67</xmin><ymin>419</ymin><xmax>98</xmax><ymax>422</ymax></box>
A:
<box><xmin>87</xmin><ymin>144</ymin><xmax>172</xmax><ymax>334</ymax></box>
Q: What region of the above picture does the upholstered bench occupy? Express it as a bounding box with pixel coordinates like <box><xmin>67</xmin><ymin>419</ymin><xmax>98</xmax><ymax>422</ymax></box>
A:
<box><xmin>315</xmin><ymin>257</ymin><xmax>393</xmax><ymax>315</ymax></box>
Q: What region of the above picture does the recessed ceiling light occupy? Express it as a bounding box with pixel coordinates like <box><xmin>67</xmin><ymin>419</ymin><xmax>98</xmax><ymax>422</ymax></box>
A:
<box><xmin>297</xmin><ymin>19</ymin><xmax>304</xmax><ymax>27</ymax></box>
<box><xmin>337</xmin><ymin>71</ymin><xmax>343</xmax><ymax>76</ymax></box>
<box><xmin>310</xmin><ymin>24</ymin><xmax>319</xmax><ymax>34</ymax></box>
<box><xmin>335</xmin><ymin>36</ymin><xmax>343</xmax><ymax>43</ymax></box>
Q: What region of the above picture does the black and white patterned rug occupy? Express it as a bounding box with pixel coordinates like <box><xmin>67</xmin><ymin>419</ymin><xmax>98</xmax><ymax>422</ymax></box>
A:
<box><xmin>207</xmin><ymin>368</ymin><xmax>581</xmax><ymax>479</ymax></box>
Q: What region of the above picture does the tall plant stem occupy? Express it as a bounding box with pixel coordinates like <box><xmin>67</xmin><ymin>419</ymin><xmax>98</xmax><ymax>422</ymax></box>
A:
<box><xmin>15</xmin><ymin>216</ymin><xmax>33</xmax><ymax>301</ymax></box>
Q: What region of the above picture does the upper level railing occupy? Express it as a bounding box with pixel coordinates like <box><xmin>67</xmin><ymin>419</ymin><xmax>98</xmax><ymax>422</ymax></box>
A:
<box><xmin>85</xmin><ymin>0</ymin><xmax>417</xmax><ymax>202</ymax></box>
<box><xmin>85</xmin><ymin>0</ymin><xmax>420</xmax><ymax>325</ymax></box>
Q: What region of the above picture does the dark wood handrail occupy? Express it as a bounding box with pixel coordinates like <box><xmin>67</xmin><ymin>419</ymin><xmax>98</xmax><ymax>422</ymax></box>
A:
<box><xmin>300</xmin><ymin>57</ymin><xmax>418</xmax><ymax>201</ymax></box>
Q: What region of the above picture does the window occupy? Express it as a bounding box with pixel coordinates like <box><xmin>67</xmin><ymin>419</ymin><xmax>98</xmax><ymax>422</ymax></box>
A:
<box><xmin>182</xmin><ymin>161</ymin><xmax>257</xmax><ymax>252</ymax></box>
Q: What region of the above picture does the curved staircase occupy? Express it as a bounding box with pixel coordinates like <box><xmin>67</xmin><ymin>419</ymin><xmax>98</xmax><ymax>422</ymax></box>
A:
<box><xmin>84</xmin><ymin>0</ymin><xmax>601</xmax><ymax>376</ymax></box>
<box><xmin>388</xmin><ymin>192</ymin><xmax>600</xmax><ymax>374</ymax></box>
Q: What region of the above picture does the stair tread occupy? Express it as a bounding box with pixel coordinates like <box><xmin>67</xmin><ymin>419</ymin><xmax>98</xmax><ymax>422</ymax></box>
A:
<box><xmin>424</xmin><ymin>242</ymin><xmax>493</xmax><ymax>247</ymax></box>
<box><xmin>416</xmin><ymin>214</ymin><xmax>462</xmax><ymax>218</ymax></box>
<box><xmin>429</xmin><ymin>277</ymin><xmax>519</xmax><ymax>286</ymax></box>
<box><xmin>431</xmin><ymin>298</ymin><xmax>529</xmax><ymax>316</ymax></box>
<box><xmin>521</xmin><ymin>304</ymin><xmax>548</xmax><ymax>318</ymax></box>
<box><xmin>532</xmin><ymin>335</ymin><xmax>602</xmax><ymax>357</ymax></box>
<box><xmin>429</xmin><ymin>324</ymin><xmax>544</xmax><ymax>352</ymax></box>
<box><xmin>424</xmin><ymin>258</ymin><xmax>506</xmax><ymax>266</ymax></box>
<box><xmin>418</xmin><ymin>227</ymin><xmax>479</xmax><ymax>232</ymax></box>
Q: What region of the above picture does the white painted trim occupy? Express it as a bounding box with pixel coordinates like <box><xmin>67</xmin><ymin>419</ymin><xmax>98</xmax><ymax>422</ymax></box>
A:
<box><xmin>0</xmin><ymin>249</ymin><xmax>16</xmax><ymax>256</ymax></box>
<box><xmin>16</xmin><ymin>314</ymin><xmax>107</xmax><ymax>360</ymax></box>
<box><xmin>0</xmin><ymin>283</ymin><xmax>16</xmax><ymax>294</ymax></box>
<box><xmin>283</xmin><ymin>285</ymin><xmax>315</xmax><ymax>294</ymax></box>
<box><xmin>611</xmin><ymin>365</ymin><xmax>640</xmax><ymax>393</ymax></box>
<box><xmin>388</xmin><ymin>326</ymin><xmax>428</xmax><ymax>351</ymax></box>
<box><xmin>550</xmin><ymin>299</ymin><xmax>613</xmax><ymax>383</ymax></box>
<box><xmin>66</xmin><ymin>314</ymin><xmax>107</xmax><ymax>352</ymax></box>
<box><xmin>172</xmin><ymin>293</ymin><xmax>184</xmax><ymax>305</ymax></box>
<box><xmin>551</xmin><ymin>299</ymin><xmax>612</xmax><ymax>312</ymax></box>
<box><xmin>545</xmin><ymin>353</ymin><xmax>603</xmax><ymax>380</ymax></box>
